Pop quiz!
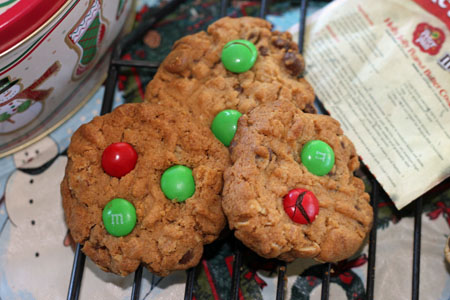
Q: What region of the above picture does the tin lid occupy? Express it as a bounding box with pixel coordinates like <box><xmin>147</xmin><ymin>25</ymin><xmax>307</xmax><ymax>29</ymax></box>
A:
<box><xmin>0</xmin><ymin>0</ymin><xmax>68</xmax><ymax>54</ymax></box>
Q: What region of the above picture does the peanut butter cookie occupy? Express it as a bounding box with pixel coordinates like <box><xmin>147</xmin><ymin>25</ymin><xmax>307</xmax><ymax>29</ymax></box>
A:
<box><xmin>223</xmin><ymin>100</ymin><xmax>373</xmax><ymax>262</ymax></box>
<box><xmin>145</xmin><ymin>17</ymin><xmax>316</xmax><ymax>129</ymax></box>
<box><xmin>61</xmin><ymin>103</ymin><xmax>230</xmax><ymax>276</ymax></box>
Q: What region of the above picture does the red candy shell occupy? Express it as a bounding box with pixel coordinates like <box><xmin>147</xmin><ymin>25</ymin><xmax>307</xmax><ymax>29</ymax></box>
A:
<box><xmin>101</xmin><ymin>142</ymin><xmax>138</xmax><ymax>178</ymax></box>
<box><xmin>283</xmin><ymin>188</ymin><xmax>319</xmax><ymax>224</ymax></box>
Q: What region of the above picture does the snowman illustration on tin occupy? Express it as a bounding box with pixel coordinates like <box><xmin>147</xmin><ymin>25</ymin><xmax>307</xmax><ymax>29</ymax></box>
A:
<box><xmin>0</xmin><ymin>61</ymin><xmax>60</xmax><ymax>134</ymax></box>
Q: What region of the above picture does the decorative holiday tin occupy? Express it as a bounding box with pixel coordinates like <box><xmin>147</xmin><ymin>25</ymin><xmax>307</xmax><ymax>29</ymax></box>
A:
<box><xmin>0</xmin><ymin>0</ymin><xmax>134</xmax><ymax>157</ymax></box>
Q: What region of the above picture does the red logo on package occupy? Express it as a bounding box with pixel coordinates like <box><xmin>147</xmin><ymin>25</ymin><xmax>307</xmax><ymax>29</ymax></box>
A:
<box><xmin>412</xmin><ymin>0</ymin><xmax>450</xmax><ymax>31</ymax></box>
<box><xmin>412</xmin><ymin>23</ymin><xmax>445</xmax><ymax>55</ymax></box>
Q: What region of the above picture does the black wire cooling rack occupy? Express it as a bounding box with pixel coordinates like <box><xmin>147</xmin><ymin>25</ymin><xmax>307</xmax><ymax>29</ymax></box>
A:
<box><xmin>66</xmin><ymin>0</ymin><xmax>425</xmax><ymax>299</ymax></box>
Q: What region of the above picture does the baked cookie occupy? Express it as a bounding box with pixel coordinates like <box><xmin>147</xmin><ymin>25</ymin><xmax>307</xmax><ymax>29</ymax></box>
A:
<box><xmin>61</xmin><ymin>103</ymin><xmax>230</xmax><ymax>276</ymax></box>
<box><xmin>222</xmin><ymin>100</ymin><xmax>373</xmax><ymax>262</ymax></box>
<box><xmin>145</xmin><ymin>16</ymin><xmax>315</xmax><ymax>129</ymax></box>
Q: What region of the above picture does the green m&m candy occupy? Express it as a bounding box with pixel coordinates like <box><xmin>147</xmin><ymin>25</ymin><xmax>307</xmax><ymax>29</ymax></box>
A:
<box><xmin>221</xmin><ymin>40</ymin><xmax>258</xmax><ymax>73</ymax></box>
<box><xmin>301</xmin><ymin>140</ymin><xmax>335</xmax><ymax>176</ymax></box>
<box><xmin>161</xmin><ymin>165</ymin><xmax>195</xmax><ymax>202</ymax></box>
<box><xmin>102</xmin><ymin>198</ymin><xmax>137</xmax><ymax>237</ymax></box>
<box><xmin>211</xmin><ymin>109</ymin><xmax>242</xmax><ymax>147</ymax></box>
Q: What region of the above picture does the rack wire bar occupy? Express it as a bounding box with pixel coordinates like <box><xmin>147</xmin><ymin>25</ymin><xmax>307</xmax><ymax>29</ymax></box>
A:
<box><xmin>276</xmin><ymin>261</ymin><xmax>287</xmax><ymax>300</ymax></box>
<box><xmin>220</xmin><ymin>0</ymin><xmax>228</xmax><ymax>18</ymax></box>
<box><xmin>131</xmin><ymin>265</ymin><xmax>144</xmax><ymax>300</ymax></box>
<box><xmin>299</xmin><ymin>1</ymin><xmax>329</xmax><ymax>299</ymax></box>
<box><xmin>320</xmin><ymin>263</ymin><xmax>331</xmax><ymax>300</ymax></box>
<box><xmin>231</xmin><ymin>247</ymin><xmax>243</xmax><ymax>300</ymax></box>
<box><xmin>259</xmin><ymin>0</ymin><xmax>269</xmax><ymax>18</ymax></box>
<box><xmin>365</xmin><ymin>180</ymin><xmax>379</xmax><ymax>299</ymax></box>
<box><xmin>111</xmin><ymin>59</ymin><xmax>160</xmax><ymax>69</ymax></box>
<box><xmin>67</xmin><ymin>244</ymin><xmax>86</xmax><ymax>300</ymax></box>
<box><xmin>412</xmin><ymin>197</ymin><xmax>423</xmax><ymax>300</ymax></box>
<box><xmin>184</xmin><ymin>268</ymin><xmax>196</xmax><ymax>300</ymax></box>
<box><xmin>298</xmin><ymin>0</ymin><xmax>309</xmax><ymax>54</ymax></box>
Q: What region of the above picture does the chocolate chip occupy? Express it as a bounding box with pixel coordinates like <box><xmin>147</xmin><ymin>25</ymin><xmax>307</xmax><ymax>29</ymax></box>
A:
<box><xmin>303</xmin><ymin>103</ymin><xmax>316</xmax><ymax>114</ymax></box>
<box><xmin>248</xmin><ymin>31</ymin><xmax>261</xmax><ymax>44</ymax></box>
<box><xmin>179</xmin><ymin>250</ymin><xmax>194</xmax><ymax>264</ymax></box>
<box><xmin>283</xmin><ymin>52</ymin><xmax>304</xmax><ymax>76</ymax></box>
<box><xmin>273</xmin><ymin>38</ymin><xmax>288</xmax><ymax>48</ymax></box>
<box><xmin>233</xmin><ymin>84</ymin><xmax>243</xmax><ymax>93</ymax></box>
<box><xmin>164</xmin><ymin>51</ymin><xmax>188</xmax><ymax>74</ymax></box>
<box><xmin>255</xmin><ymin>146</ymin><xmax>273</xmax><ymax>164</ymax></box>
<box><xmin>259</xmin><ymin>46</ymin><xmax>269</xmax><ymax>56</ymax></box>
<box><xmin>340</xmin><ymin>141</ymin><xmax>346</xmax><ymax>149</ymax></box>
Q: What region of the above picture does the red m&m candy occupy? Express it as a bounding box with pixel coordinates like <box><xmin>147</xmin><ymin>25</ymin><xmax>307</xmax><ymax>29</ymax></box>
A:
<box><xmin>102</xmin><ymin>142</ymin><xmax>138</xmax><ymax>178</ymax></box>
<box><xmin>283</xmin><ymin>188</ymin><xmax>319</xmax><ymax>224</ymax></box>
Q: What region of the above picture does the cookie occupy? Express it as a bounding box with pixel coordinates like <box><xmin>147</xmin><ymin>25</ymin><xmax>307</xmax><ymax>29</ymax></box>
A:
<box><xmin>145</xmin><ymin>16</ymin><xmax>315</xmax><ymax>129</ymax></box>
<box><xmin>61</xmin><ymin>103</ymin><xmax>230</xmax><ymax>276</ymax></box>
<box><xmin>222</xmin><ymin>100</ymin><xmax>373</xmax><ymax>262</ymax></box>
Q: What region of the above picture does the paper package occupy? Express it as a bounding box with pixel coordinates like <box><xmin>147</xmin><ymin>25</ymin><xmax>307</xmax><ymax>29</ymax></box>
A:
<box><xmin>291</xmin><ymin>0</ymin><xmax>450</xmax><ymax>209</ymax></box>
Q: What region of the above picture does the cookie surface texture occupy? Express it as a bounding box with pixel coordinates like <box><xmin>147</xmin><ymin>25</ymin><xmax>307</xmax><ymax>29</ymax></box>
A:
<box><xmin>145</xmin><ymin>17</ymin><xmax>316</xmax><ymax>127</ymax></box>
<box><xmin>61</xmin><ymin>103</ymin><xmax>230</xmax><ymax>276</ymax></box>
<box><xmin>222</xmin><ymin>100</ymin><xmax>373</xmax><ymax>262</ymax></box>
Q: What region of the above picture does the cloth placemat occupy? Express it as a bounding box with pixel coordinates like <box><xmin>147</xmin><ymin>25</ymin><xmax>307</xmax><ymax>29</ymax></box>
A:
<box><xmin>0</xmin><ymin>1</ymin><xmax>448</xmax><ymax>299</ymax></box>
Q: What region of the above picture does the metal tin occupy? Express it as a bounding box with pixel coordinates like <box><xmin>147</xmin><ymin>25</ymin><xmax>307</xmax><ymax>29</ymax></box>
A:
<box><xmin>0</xmin><ymin>0</ymin><xmax>134</xmax><ymax>157</ymax></box>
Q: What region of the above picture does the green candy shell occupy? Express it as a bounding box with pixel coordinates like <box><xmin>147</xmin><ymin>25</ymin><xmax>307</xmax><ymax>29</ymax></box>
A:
<box><xmin>221</xmin><ymin>40</ymin><xmax>258</xmax><ymax>73</ymax></box>
<box><xmin>102</xmin><ymin>198</ymin><xmax>137</xmax><ymax>237</ymax></box>
<box><xmin>301</xmin><ymin>140</ymin><xmax>335</xmax><ymax>176</ymax></box>
<box><xmin>160</xmin><ymin>165</ymin><xmax>195</xmax><ymax>202</ymax></box>
<box><xmin>211</xmin><ymin>109</ymin><xmax>242</xmax><ymax>147</ymax></box>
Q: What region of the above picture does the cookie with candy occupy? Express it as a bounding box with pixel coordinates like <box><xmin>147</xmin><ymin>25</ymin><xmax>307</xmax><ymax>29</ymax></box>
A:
<box><xmin>61</xmin><ymin>103</ymin><xmax>230</xmax><ymax>276</ymax></box>
<box><xmin>222</xmin><ymin>100</ymin><xmax>373</xmax><ymax>262</ymax></box>
<box><xmin>145</xmin><ymin>16</ymin><xmax>316</xmax><ymax>137</ymax></box>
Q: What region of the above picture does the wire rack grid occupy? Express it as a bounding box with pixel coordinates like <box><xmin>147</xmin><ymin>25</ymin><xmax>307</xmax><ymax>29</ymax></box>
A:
<box><xmin>66</xmin><ymin>0</ymin><xmax>424</xmax><ymax>299</ymax></box>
